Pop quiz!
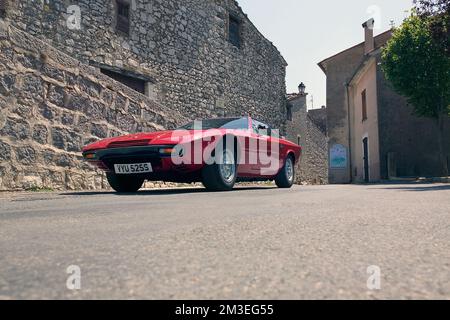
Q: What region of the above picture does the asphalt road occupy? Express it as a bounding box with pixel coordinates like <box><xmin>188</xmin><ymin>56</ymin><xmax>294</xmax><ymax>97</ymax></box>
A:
<box><xmin>0</xmin><ymin>183</ymin><xmax>449</xmax><ymax>300</ymax></box>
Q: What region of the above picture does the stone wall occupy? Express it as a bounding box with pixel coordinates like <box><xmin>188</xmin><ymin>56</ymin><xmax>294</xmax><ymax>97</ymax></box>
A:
<box><xmin>6</xmin><ymin>0</ymin><xmax>287</xmax><ymax>131</ymax></box>
<box><xmin>0</xmin><ymin>21</ymin><xmax>187</xmax><ymax>191</ymax></box>
<box><xmin>308</xmin><ymin>107</ymin><xmax>327</xmax><ymax>134</ymax></box>
<box><xmin>0</xmin><ymin>0</ymin><xmax>289</xmax><ymax>191</ymax></box>
<box><xmin>301</xmin><ymin>115</ymin><xmax>328</xmax><ymax>184</ymax></box>
<box><xmin>285</xmin><ymin>94</ymin><xmax>328</xmax><ymax>184</ymax></box>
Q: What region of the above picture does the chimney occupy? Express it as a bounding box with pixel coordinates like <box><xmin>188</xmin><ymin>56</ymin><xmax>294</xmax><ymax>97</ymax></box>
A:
<box><xmin>362</xmin><ymin>18</ymin><xmax>375</xmax><ymax>55</ymax></box>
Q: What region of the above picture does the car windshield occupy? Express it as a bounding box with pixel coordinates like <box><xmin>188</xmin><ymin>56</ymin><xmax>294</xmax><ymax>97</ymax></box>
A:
<box><xmin>177</xmin><ymin>118</ymin><xmax>248</xmax><ymax>130</ymax></box>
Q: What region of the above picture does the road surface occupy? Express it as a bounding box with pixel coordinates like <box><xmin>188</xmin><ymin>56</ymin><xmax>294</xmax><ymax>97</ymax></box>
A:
<box><xmin>0</xmin><ymin>183</ymin><xmax>449</xmax><ymax>299</ymax></box>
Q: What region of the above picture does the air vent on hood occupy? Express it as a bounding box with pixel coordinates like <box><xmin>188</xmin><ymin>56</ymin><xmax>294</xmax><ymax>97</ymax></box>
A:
<box><xmin>107</xmin><ymin>139</ymin><xmax>151</xmax><ymax>149</ymax></box>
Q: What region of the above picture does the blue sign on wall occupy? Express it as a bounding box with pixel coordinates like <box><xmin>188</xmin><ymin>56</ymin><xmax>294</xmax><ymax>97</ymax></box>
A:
<box><xmin>330</xmin><ymin>144</ymin><xmax>348</xmax><ymax>169</ymax></box>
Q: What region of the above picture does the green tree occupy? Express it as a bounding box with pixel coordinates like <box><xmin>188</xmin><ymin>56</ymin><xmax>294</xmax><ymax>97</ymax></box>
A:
<box><xmin>414</xmin><ymin>0</ymin><xmax>449</xmax><ymax>56</ymax></box>
<box><xmin>382</xmin><ymin>14</ymin><xmax>450</xmax><ymax>176</ymax></box>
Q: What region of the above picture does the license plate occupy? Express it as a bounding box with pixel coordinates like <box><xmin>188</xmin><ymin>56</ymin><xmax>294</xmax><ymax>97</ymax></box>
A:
<box><xmin>114</xmin><ymin>163</ymin><xmax>153</xmax><ymax>174</ymax></box>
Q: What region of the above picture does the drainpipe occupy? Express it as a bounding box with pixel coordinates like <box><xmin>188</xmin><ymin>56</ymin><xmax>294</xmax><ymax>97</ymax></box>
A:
<box><xmin>345</xmin><ymin>83</ymin><xmax>353</xmax><ymax>183</ymax></box>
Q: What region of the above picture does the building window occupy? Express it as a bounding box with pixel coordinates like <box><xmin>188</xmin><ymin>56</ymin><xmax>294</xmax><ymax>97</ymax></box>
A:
<box><xmin>286</xmin><ymin>104</ymin><xmax>293</xmax><ymax>121</ymax></box>
<box><xmin>228</xmin><ymin>14</ymin><xmax>241</xmax><ymax>48</ymax></box>
<box><xmin>0</xmin><ymin>0</ymin><xmax>8</xmax><ymax>18</ymax></box>
<box><xmin>101</xmin><ymin>68</ymin><xmax>146</xmax><ymax>94</ymax></box>
<box><xmin>361</xmin><ymin>89</ymin><xmax>368</xmax><ymax>121</ymax></box>
<box><xmin>116</xmin><ymin>0</ymin><xmax>130</xmax><ymax>35</ymax></box>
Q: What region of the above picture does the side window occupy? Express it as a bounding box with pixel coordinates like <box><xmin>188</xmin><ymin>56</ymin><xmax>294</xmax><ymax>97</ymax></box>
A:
<box><xmin>252</xmin><ymin>120</ymin><xmax>270</xmax><ymax>136</ymax></box>
<box><xmin>252</xmin><ymin>120</ymin><xmax>260</xmax><ymax>134</ymax></box>
<box><xmin>221</xmin><ymin>118</ymin><xmax>249</xmax><ymax>130</ymax></box>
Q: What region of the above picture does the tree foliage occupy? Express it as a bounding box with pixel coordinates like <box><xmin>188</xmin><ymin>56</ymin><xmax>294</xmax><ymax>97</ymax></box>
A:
<box><xmin>382</xmin><ymin>14</ymin><xmax>450</xmax><ymax>119</ymax></box>
<box><xmin>382</xmin><ymin>10</ymin><xmax>450</xmax><ymax>175</ymax></box>
<box><xmin>414</xmin><ymin>0</ymin><xmax>450</xmax><ymax>56</ymax></box>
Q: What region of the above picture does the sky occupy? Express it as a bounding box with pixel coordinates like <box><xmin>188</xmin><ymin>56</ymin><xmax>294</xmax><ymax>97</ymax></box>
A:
<box><xmin>238</xmin><ymin>0</ymin><xmax>414</xmax><ymax>109</ymax></box>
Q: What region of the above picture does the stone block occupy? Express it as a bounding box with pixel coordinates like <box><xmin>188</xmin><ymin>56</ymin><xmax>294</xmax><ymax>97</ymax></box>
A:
<box><xmin>78</xmin><ymin>77</ymin><xmax>102</xmax><ymax>98</ymax></box>
<box><xmin>51</xmin><ymin>127</ymin><xmax>67</xmax><ymax>150</ymax></box>
<box><xmin>116</xmin><ymin>113</ymin><xmax>137</xmax><ymax>132</ymax></box>
<box><xmin>0</xmin><ymin>74</ymin><xmax>16</xmax><ymax>95</ymax></box>
<box><xmin>16</xmin><ymin>53</ymin><xmax>42</xmax><ymax>70</ymax></box>
<box><xmin>42</xmin><ymin>148</ymin><xmax>56</xmax><ymax>165</ymax></box>
<box><xmin>16</xmin><ymin>146</ymin><xmax>37</xmax><ymax>165</ymax></box>
<box><xmin>39</xmin><ymin>102</ymin><xmax>58</xmax><ymax>121</ymax></box>
<box><xmin>128</xmin><ymin>101</ymin><xmax>141</xmax><ymax>117</ymax></box>
<box><xmin>54</xmin><ymin>152</ymin><xmax>76</xmax><ymax>167</ymax></box>
<box><xmin>101</xmin><ymin>88</ymin><xmax>115</xmax><ymax>106</ymax></box>
<box><xmin>65</xmin><ymin>92</ymin><xmax>92</xmax><ymax>112</ymax></box>
<box><xmin>0</xmin><ymin>117</ymin><xmax>31</xmax><ymax>140</ymax></box>
<box><xmin>0</xmin><ymin>141</ymin><xmax>12</xmax><ymax>161</ymax></box>
<box><xmin>114</xmin><ymin>94</ymin><xmax>127</xmax><ymax>110</ymax></box>
<box><xmin>18</xmin><ymin>74</ymin><xmax>44</xmax><ymax>100</ymax></box>
<box><xmin>61</xmin><ymin>112</ymin><xmax>75</xmax><ymax>126</ymax></box>
<box><xmin>22</xmin><ymin>175</ymin><xmax>44</xmax><ymax>190</ymax></box>
<box><xmin>91</xmin><ymin>123</ymin><xmax>108</xmax><ymax>138</ymax></box>
<box><xmin>84</xmin><ymin>100</ymin><xmax>106</xmax><ymax>119</ymax></box>
<box><xmin>12</xmin><ymin>104</ymin><xmax>33</xmax><ymax>118</ymax></box>
<box><xmin>47</xmin><ymin>84</ymin><xmax>65</xmax><ymax>106</ymax></box>
<box><xmin>41</xmin><ymin>63</ymin><xmax>65</xmax><ymax>83</ymax></box>
<box><xmin>32</xmin><ymin>124</ymin><xmax>49</xmax><ymax>144</ymax></box>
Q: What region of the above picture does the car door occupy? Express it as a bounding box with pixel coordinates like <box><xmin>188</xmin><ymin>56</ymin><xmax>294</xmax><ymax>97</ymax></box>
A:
<box><xmin>248</xmin><ymin>120</ymin><xmax>277</xmax><ymax>175</ymax></box>
<box><xmin>229</xmin><ymin>118</ymin><xmax>253</xmax><ymax>176</ymax></box>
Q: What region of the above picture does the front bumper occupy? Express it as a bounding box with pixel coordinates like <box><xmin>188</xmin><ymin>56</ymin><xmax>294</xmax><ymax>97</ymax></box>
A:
<box><xmin>83</xmin><ymin>145</ymin><xmax>205</xmax><ymax>183</ymax></box>
<box><xmin>83</xmin><ymin>144</ymin><xmax>169</xmax><ymax>167</ymax></box>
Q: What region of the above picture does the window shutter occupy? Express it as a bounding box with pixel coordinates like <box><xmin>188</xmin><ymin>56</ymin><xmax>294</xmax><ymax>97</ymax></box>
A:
<box><xmin>229</xmin><ymin>15</ymin><xmax>241</xmax><ymax>48</ymax></box>
<box><xmin>287</xmin><ymin>104</ymin><xmax>293</xmax><ymax>121</ymax></box>
<box><xmin>361</xmin><ymin>90</ymin><xmax>368</xmax><ymax>121</ymax></box>
<box><xmin>0</xmin><ymin>0</ymin><xmax>8</xmax><ymax>17</ymax></box>
<box><xmin>116</xmin><ymin>1</ymin><xmax>130</xmax><ymax>35</ymax></box>
<box><xmin>117</xmin><ymin>15</ymin><xmax>130</xmax><ymax>34</ymax></box>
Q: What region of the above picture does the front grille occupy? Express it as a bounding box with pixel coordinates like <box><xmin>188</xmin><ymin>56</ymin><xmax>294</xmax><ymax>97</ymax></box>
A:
<box><xmin>107</xmin><ymin>139</ymin><xmax>150</xmax><ymax>149</ymax></box>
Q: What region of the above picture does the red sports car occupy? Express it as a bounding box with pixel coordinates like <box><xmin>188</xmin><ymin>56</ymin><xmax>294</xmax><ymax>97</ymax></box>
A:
<box><xmin>82</xmin><ymin>117</ymin><xmax>302</xmax><ymax>192</ymax></box>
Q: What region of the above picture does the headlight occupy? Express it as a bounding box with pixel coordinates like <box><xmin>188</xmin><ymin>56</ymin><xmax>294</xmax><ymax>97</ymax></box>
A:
<box><xmin>83</xmin><ymin>152</ymin><xmax>97</xmax><ymax>160</ymax></box>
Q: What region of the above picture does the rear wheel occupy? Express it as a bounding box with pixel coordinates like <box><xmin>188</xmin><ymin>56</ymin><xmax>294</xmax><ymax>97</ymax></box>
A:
<box><xmin>202</xmin><ymin>145</ymin><xmax>237</xmax><ymax>191</ymax></box>
<box><xmin>275</xmin><ymin>155</ymin><xmax>295</xmax><ymax>188</ymax></box>
<box><xmin>106</xmin><ymin>173</ymin><xmax>144</xmax><ymax>193</ymax></box>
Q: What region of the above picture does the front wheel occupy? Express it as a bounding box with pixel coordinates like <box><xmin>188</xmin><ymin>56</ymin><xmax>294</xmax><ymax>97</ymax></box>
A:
<box><xmin>275</xmin><ymin>156</ymin><xmax>295</xmax><ymax>188</ymax></box>
<box><xmin>202</xmin><ymin>146</ymin><xmax>237</xmax><ymax>191</ymax></box>
<box><xmin>106</xmin><ymin>173</ymin><xmax>144</xmax><ymax>193</ymax></box>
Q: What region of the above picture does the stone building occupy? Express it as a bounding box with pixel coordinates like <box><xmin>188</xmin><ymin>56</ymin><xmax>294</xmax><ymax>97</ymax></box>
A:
<box><xmin>319</xmin><ymin>19</ymin><xmax>450</xmax><ymax>183</ymax></box>
<box><xmin>8</xmin><ymin>0</ymin><xmax>288</xmax><ymax>126</ymax></box>
<box><xmin>286</xmin><ymin>86</ymin><xmax>328</xmax><ymax>184</ymax></box>
<box><xmin>0</xmin><ymin>0</ymin><xmax>289</xmax><ymax>190</ymax></box>
<box><xmin>308</xmin><ymin>106</ymin><xmax>327</xmax><ymax>134</ymax></box>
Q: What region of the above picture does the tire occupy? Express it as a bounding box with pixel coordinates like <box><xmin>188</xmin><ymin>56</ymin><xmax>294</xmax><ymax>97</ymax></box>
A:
<box><xmin>275</xmin><ymin>155</ymin><xmax>295</xmax><ymax>188</ymax></box>
<box><xmin>202</xmin><ymin>143</ymin><xmax>237</xmax><ymax>191</ymax></box>
<box><xmin>106</xmin><ymin>173</ymin><xmax>144</xmax><ymax>193</ymax></box>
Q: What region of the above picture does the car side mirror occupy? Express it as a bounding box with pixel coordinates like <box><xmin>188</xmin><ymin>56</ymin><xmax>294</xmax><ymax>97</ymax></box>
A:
<box><xmin>257</xmin><ymin>125</ymin><xmax>271</xmax><ymax>136</ymax></box>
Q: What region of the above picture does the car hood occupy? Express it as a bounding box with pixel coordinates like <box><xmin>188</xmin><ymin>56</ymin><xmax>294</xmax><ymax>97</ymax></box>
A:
<box><xmin>82</xmin><ymin>130</ymin><xmax>227</xmax><ymax>152</ymax></box>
